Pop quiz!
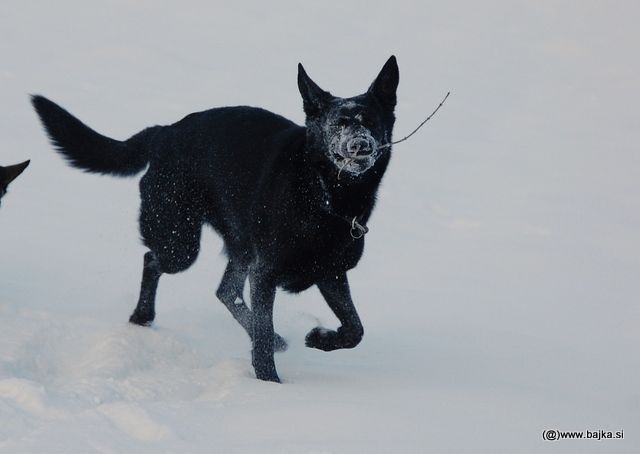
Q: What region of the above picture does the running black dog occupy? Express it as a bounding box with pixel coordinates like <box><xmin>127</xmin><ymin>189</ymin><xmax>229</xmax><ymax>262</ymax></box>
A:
<box><xmin>0</xmin><ymin>160</ymin><xmax>30</xmax><ymax>207</ymax></box>
<box><xmin>32</xmin><ymin>56</ymin><xmax>399</xmax><ymax>382</ymax></box>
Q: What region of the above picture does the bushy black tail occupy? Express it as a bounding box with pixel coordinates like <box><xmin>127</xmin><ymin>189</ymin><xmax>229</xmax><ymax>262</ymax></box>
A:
<box><xmin>31</xmin><ymin>95</ymin><xmax>153</xmax><ymax>177</ymax></box>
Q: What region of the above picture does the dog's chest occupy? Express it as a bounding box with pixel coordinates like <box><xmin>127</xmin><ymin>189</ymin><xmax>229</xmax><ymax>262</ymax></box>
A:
<box><xmin>271</xmin><ymin>214</ymin><xmax>365</xmax><ymax>290</ymax></box>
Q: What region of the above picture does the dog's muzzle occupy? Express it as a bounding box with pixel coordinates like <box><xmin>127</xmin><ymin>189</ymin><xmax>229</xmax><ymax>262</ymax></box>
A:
<box><xmin>346</xmin><ymin>136</ymin><xmax>375</xmax><ymax>157</ymax></box>
<box><xmin>329</xmin><ymin>130</ymin><xmax>380</xmax><ymax>177</ymax></box>
<box><xmin>343</xmin><ymin>135</ymin><xmax>376</xmax><ymax>159</ymax></box>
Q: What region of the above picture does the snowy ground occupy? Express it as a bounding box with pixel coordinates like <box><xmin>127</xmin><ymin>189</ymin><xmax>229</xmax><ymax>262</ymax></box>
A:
<box><xmin>1</xmin><ymin>1</ymin><xmax>639</xmax><ymax>452</ymax></box>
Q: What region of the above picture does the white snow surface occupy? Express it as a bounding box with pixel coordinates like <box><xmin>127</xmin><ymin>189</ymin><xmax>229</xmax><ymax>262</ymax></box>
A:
<box><xmin>1</xmin><ymin>1</ymin><xmax>639</xmax><ymax>453</ymax></box>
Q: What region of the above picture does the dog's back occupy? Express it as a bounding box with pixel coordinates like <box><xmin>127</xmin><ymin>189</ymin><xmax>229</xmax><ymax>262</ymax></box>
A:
<box><xmin>159</xmin><ymin>105</ymin><xmax>303</xmax><ymax>202</ymax></box>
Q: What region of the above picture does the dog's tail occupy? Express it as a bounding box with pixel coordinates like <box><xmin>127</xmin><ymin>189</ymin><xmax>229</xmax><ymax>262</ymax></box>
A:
<box><xmin>31</xmin><ymin>95</ymin><xmax>157</xmax><ymax>177</ymax></box>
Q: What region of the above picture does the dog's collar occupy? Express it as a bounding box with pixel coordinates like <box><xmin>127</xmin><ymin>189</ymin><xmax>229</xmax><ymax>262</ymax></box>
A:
<box><xmin>314</xmin><ymin>171</ymin><xmax>369</xmax><ymax>239</ymax></box>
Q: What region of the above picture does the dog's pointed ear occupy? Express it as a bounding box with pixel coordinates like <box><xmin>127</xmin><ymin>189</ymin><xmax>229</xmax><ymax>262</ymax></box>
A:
<box><xmin>368</xmin><ymin>55</ymin><xmax>399</xmax><ymax>109</ymax></box>
<box><xmin>298</xmin><ymin>63</ymin><xmax>331</xmax><ymax>116</ymax></box>
<box><xmin>0</xmin><ymin>160</ymin><xmax>30</xmax><ymax>187</ymax></box>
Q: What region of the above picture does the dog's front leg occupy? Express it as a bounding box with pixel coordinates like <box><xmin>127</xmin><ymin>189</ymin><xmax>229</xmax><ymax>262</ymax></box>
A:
<box><xmin>306</xmin><ymin>273</ymin><xmax>364</xmax><ymax>351</ymax></box>
<box><xmin>249</xmin><ymin>271</ymin><xmax>280</xmax><ymax>383</ymax></box>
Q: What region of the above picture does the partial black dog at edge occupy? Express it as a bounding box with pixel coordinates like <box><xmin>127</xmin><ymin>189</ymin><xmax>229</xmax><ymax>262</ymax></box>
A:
<box><xmin>1</xmin><ymin>160</ymin><xmax>30</xmax><ymax>207</ymax></box>
<box><xmin>31</xmin><ymin>56</ymin><xmax>399</xmax><ymax>382</ymax></box>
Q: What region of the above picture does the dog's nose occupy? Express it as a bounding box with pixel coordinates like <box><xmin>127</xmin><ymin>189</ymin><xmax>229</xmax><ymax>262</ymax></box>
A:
<box><xmin>347</xmin><ymin>137</ymin><xmax>373</xmax><ymax>156</ymax></box>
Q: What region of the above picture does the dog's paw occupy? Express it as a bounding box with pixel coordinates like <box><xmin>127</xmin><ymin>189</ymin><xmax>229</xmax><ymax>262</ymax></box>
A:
<box><xmin>129</xmin><ymin>311</ymin><xmax>154</xmax><ymax>327</ymax></box>
<box><xmin>305</xmin><ymin>326</ymin><xmax>363</xmax><ymax>351</ymax></box>
<box><xmin>305</xmin><ymin>327</ymin><xmax>341</xmax><ymax>351</ymax></box>
<box><xmin>254</xmin><ymin>369</ymin><xmax>281</xmax><ymax>383</ymax></box>
<box><xmin>274</xmin><ymin>333</ymin><xmax>288</xmax><ymax>352</ymax></box>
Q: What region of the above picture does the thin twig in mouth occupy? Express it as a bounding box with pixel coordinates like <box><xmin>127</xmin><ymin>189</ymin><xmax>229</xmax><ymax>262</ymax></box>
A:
<box><xmin>377</xmin><ymin>91</ymin><xmax>450</xmax><ymax>150</ymax></box>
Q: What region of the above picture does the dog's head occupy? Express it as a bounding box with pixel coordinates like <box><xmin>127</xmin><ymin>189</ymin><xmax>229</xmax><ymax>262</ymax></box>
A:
<box><xmin>0</xmin><ymin>160</ymin><xmax>30</xmax><ymax>206</ymax></box>
<box><xmin>298</xmin><ymin>56</ymin><xmax>399</xmax><ymax>177</ymax></box>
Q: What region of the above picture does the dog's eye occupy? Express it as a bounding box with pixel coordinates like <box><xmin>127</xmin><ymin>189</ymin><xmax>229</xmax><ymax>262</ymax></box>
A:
<box><xmin>335</xmin><ymin>117</ymin><xmax>350</xmax><ymax>127</ymax></box>
<box><xmin>362</xmin><ymin>117</ymin><xmax>376</xmax><ymax>128</ymax></box>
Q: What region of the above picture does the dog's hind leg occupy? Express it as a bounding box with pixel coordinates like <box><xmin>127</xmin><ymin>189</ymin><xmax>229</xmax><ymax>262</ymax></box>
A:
<box><xmin>129</xmin><ymin>251</ymin><xmax>161</xmax><ymax>326</ymax></box>
<box><xmin>305</xmin><ymin>272</ymin><xmax>364</xmax><ymax>351</ymax></box>
<box><xmin>129</xmin><ymin>220</ymin><xmax>201</xmax><ymax>326</ymax></box>
<box><xmin>130</xmin><ymin>171</ymin><xmax>204</xmax><ymax>326</ymax></box>
<box><xmin>216</xmin><ymin>259</ymin><xmax>287</xmax><ymax>351</ymax></box>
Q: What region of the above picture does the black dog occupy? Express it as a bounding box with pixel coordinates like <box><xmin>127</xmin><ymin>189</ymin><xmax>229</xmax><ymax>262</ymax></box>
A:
<box><xmin>32</xmin><ymin>56</ymin><xmax>399</xmax><ymax>382</ymax></box>
<box><xmin>0</xmin><ymin>160</ymin><xmax>30</xmax><ymax>207</ymax></box>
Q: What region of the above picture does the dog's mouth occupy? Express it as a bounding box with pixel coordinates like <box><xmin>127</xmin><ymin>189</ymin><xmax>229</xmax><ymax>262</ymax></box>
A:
<box><xmin>333</xmin><ymin>155</ymin><xmax>375</xmax><ymax>179</ymax></box>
